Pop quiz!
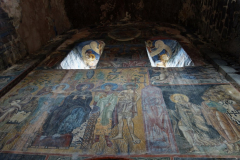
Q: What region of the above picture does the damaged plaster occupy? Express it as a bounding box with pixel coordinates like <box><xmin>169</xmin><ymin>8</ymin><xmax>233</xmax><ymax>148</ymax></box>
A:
<box><xmin>0</xmin><ymin>0</ymin><xmax>71</xmax><ymax>70</ymax></box>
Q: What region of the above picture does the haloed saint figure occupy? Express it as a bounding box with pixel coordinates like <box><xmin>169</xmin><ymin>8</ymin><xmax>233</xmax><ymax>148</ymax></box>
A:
<box><xmin>42</xmin><ymin>83</ymin><xmax>94</xmax><ymax>136</ymax></box>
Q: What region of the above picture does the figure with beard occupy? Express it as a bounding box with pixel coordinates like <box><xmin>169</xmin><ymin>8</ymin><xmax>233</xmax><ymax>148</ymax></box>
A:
<box><xmin>112</xmin><ymin>83</ymin><xmax>141</xmax><ymax>144</ymax></box>
<box><xmin>202</xmin><ymin>98</ymin><xmax>240</xmax><ymax>153</ymax></box>
<box><xmin>42</xmin><ymin>83</ymin><xmax>93</xmax><ymax>136</ymax></box>
<box><xmin>170</xmin><ymin>94</ymin><xmax>219</xmax><ymax>152</ymax></box>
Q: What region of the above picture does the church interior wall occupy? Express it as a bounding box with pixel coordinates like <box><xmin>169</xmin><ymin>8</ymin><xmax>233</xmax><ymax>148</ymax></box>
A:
<box><xmin>0</xmin><ymin>1</ymin><xmax>240</xmax><ymax>159</ymax></box>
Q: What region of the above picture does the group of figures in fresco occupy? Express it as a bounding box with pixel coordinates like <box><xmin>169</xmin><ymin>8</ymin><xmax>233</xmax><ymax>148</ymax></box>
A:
<box><xmin>0</xmin><ymin>25</ymin><xmax>240</xmax><ymax>157</ymax></box>
<box><xmin>165</xmin><ymin>85</ymin><xmax>240</xmax><ymax>154</ymax></box>
<box><xmin>1</xmin><ymin>77</ymin><xmax>240</xmax><ymax>155</ymax></box>
<box><xmin>0</xmin><ymin>81</ymin><xmax>143</xmax><ymax>152</ymax></box>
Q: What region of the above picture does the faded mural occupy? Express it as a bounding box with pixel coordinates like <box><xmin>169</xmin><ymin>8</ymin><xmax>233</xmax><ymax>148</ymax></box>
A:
<box><xmin>160</xmin><ymin>84</ymin><xmax>240</xmax><ymax>154</ymax></box>
<box><xmin>0</xmin><ymin>66</ymin><xmax>239</xmax><ymax>158</ymax></box>
<box><xmin>60</xmin><ymin>40</ymin><xmax>105</xmax><ymax>69</ymax></box>
<box><xmin>0</xmin><ymin>22</ymin><xmax>240</xmax><ymax>160</ymax></box>
<box><xmin>148</xmin><ymin>66</ymin><xmax>228</xmax><ymax>86</ymax></box>
<box><xmin>97</xmin><ymin>44</ymin><xmax>151</xmax><ymax>69</ymax></box>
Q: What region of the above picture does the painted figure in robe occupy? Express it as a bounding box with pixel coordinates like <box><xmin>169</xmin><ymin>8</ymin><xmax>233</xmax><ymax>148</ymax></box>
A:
<box><xmin>42</xmin><ymin>83</ymin><xmax>93</xmax><ymax>136</ymax></box>
<box><xmin>170</xmin><ymin>94</ymin><xmax>219</xmax><ymax>152</ymax></box>
<box><xmin>146</xmin><ymin>40</ymin><xmax>172</xmax><ymax>67</ymax></box>
<box><xmin>201</xmin><ymin>99</ymin><xmax>240</xmax><ymax>153</ymax></box>
<box><xmin>93</xmin><ymin>83</ymin><xmax>118</xmax><ymax>147</ymax></box>
<box><xmin>12</xmin><ymin>84</ymin><xmax>69</xmax><ymax>150</ymax></box>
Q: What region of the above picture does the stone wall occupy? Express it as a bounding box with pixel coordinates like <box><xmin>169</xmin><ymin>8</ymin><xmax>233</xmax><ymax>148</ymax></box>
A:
<box><xmin>179</xmin><ymin>0</ymin><xmax>240</xmax><ymax>58</ymax></box>
<box><xmin>1</xmin><ymin>0</ymin><xmax>240</xmax><ymax>69</ymax></box>
<box><xmin>0</xmin><ymin>0</ymin><xmax>71</xmax><ymax>69</ymax></box>
<box><xmin>0</xmin><ymin>8</ymin><xmax>26</xmax><ymax>70</ymax></box>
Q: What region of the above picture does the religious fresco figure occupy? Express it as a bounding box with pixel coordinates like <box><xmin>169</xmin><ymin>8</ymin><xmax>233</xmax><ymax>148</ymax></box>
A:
<box><xmin>146</xmin><ymin>39</ymin><xmax>193</xmax><ymax>67</ymax></box>
<box><xmin>42</xmin><ymin>83</ymin><xmax>94</xmax><ymax>136</ymax></box>
<box><xmin>146</xmin><ymin>40</ymin><xmax>172</xmax><ymax>67</ymax></box>
<box><xmin>170</xmin><ymin>94</ymin><xmax>219</xmax><ymax>152</ymax></box>
<box><xmin>0</xmin><ymin>85</ymin><xmax>39</xmax><ymax>150</ymax></box>
<box><xmin>57</xmin><ymin>84</ymin><xmax>93</xmax><ymax>134</ymax></box>
<box><xmin>112</xmin><ymin>83</ymin><xmax>141</xmax><ymax>144</ymax></box>
<box><xmin>12</xmin><ymin>84</ymin><xmax>69</xmax><ymax>150</ymax></box>
<box><xmin>201</xmin><ymin>98</ymin><xmax>240</xmax><ymax>153</ymax></box>
<box><xmin>150</xmin><ymin>69</ymin><xmax>175</xmax><ymax>85</ymax></box>
<box><xmin>93</xmin><ymin>83</ymin><xmax>118</xmax><ymax>147</ymax></box>
<box><xmin>60</xmin><ymin>40</ymin><xmax>105</xmax><ymax>69</ymax></box>
<box><xmin>28</xmin><ymin>83</ymin><xmax>94</xmax><ymax>150</ymax></box>
<box><xmin>0</xmin><ymin>85</ymin><xmax>38</xmax><ymax>124</ymax></box>
<box><xmin>141</xmin><ymin>85</ymin><xmax>178</xmax><ymax>153</ymax></box>
<box><xmin>31</xmin><ymin>84</ymin><xmax>69</xmax><ymax>125</ymax></box>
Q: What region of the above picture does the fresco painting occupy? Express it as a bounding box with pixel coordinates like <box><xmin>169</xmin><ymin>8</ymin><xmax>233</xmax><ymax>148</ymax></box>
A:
<box><xmin>97</xmin><ymin>44</ymin><xmax>151</xmax><ymax>69</ymax></box>
<box><xmin>99</xmin><ymin>44</ymin><xmax>149</xmax><ymax>61</ymax></box>
<box><xmin>108</xmin><ymin>27</ymin><xmax>141</xmax><ymax>41</ymax></box>
<box><xmin>0</xmin><ymin>65</ymin><xmax>239</xmax><ymax>159</ymax></box>
<box><xmin>131</xmin><ymin>158</ymin><xmax>170</xmax><ymax>160</ymax></box>
<box><xmin>60</xmin><ymin>40</ymin><xmax>105</xmax><ymax>69</ymax></box>
<box><xmin>1</xmin><ymin>23</ymin><xmax>240</xmax><ymax>160</ymax></box>
<box><xmin>174</xmin><ymin>158</ymin><xmax>239</xmax><ymax>160</ymax></box>
<box><xmin>48</xmin><ymin>156</ymin><xmax>88</xmax><ymax>160</ymax></box>
<box><xmin>148</xmin><ymin>66</ymin><xmax>228</xmax><ymax>86</ymax></box>
<box><xmin>0</xmin><ymin>63</ymin><xmax>35</xmax><ymax>76</ymax></box>
<box><xmin>37</xmin><ymin>51</ymin><xmax>69</xmax><ymax>69</ymax></box>
<box><xmin>0</xmin><ymin>69</ymin><xmax>147</xmax><ymax>155</ymax></box>
<box><xmin>0</xmin><ymin>60</ymin><xmax>38</xmax><ymax>91</ymax></box>
<box><xmin>145</xmin><ymin>39</ymin><xmax>193</xmax><ymax>67</ymax></box>
<box><xmin>97</xmin><ymin>60</ymin><xmax>151</xmax><ymax>69</ymax></box>
<box><xmin>47</xmin><ymin>156</ymin><xmax>171</xmax><ymax>160</ymax></box>
<box><xmin>141</xmin><ymin>85</ymin><xmax>178</xmax><ymax>154</ymax></box>
<box><xmin>158</xmin><ymin>84</ymin><xmax>240</xmax><ymax>155</ymax></box>
<box><xmin>0</xmin><ymin>153</ymin><xmax>46</xmax><ymax>160</ymax></box>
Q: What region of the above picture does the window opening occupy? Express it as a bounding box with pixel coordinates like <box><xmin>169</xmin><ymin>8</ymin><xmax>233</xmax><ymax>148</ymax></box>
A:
<box><xmin>146</xmin><ymin>39</ymin><xmax>194</xmax><ymax>67</ymax></box>
<box><xmin>59</xmin><ymin>40</ymin><xmax>105</xmax><ymax>69</ymax></box>
<box><xmin>57</xmin><ymin>39</ymin><xmax>193</xmax><ymax>70</ymax></box>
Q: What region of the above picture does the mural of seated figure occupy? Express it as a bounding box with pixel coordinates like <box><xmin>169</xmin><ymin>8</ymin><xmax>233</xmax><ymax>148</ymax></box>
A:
<box><xmin>145</xmin><ymin>39</ymin><xmax>194</xmax><ymax>67</ymax></box>
<box><xmin>60</xmin><ymin>40</ymin><xmax>105</xmax><ymax>69</ymax></box>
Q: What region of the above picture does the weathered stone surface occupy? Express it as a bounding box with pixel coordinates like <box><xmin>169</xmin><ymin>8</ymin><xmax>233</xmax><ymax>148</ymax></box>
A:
<box><xmin>1</xmin><ymin>0</ymin><xmax>240</xmax><ymax>71</ymax></box>
<box><xmin>0</xmin><ymin>0</ymin><xmax>71</xmax><ymax>70</ymax></box>
<box><xmin>179</xmin><ymin>0</ymin><xmax>240</xmax><ymax>59</ymax></box>
<box><xmin>219</xmin><ymin>65</ymin><xmax>237</xmax><ymax>77</ymax></box>
<box><xmin>227</xmin><ymin>73</ymin><xmax>240</xmax><ymax>85</ymax></box>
